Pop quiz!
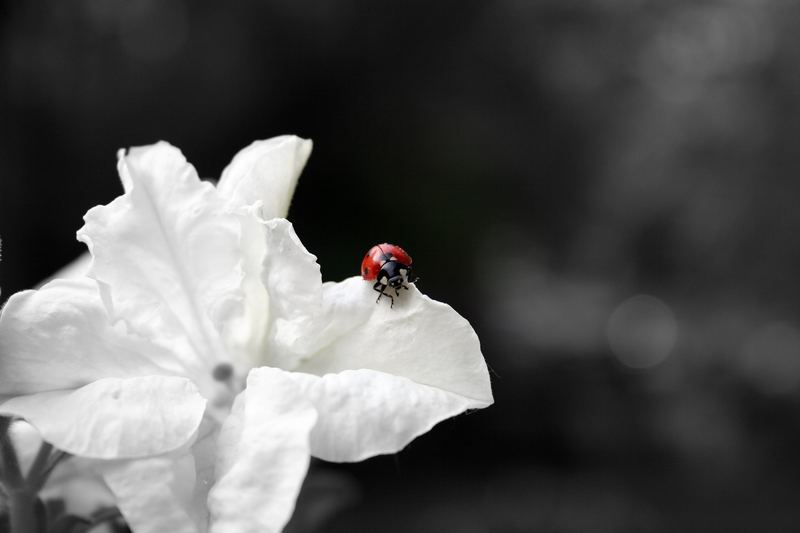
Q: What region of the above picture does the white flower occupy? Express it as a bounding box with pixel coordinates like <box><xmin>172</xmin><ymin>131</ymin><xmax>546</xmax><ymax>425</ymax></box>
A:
<box><xmin>0</xmin><ymin>137</ymin><xmax>493</xmax><ymax>533</ymax></box>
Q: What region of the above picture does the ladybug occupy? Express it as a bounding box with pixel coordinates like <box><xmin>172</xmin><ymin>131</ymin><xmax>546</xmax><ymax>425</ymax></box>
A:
<box><xmin>361</xmin><ymin>243</ymin><xmax>419</xmax><ymax>307</ymax></box>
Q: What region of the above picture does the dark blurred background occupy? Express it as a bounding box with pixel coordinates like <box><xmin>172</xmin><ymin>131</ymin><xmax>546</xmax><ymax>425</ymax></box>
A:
<box><xmin>3</xmin><ymin>1</ymin><xmax>800</xmax><ymax>531</ymax></box>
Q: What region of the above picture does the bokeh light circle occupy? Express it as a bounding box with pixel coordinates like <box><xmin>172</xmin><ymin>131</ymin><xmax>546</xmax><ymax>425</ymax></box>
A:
<box><xmin>607</xmin><ymin>295</ymin><xmax>678</xmax><ymax>369</ymax></box>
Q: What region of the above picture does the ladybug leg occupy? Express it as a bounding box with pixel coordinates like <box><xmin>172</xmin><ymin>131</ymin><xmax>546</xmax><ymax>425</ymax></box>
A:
<box><xmin>373</xmin><ymin>281</ymin><xmax>395</xmax><ymax>307</ymax></box>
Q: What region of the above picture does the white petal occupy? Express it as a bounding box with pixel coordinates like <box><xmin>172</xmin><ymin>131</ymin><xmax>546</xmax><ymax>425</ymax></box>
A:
<box><xmin>43</xmin><ymin>476</ymin><xmax>116</xmax><ymax>519</ymax></box>
<box><xmin>0</xmin><ymin>279</ymin><xmax>185</xmax><ymax>396</ymax></box>
<box><xmin>8</xmin><ymin>421</ymin><xmax>43</xmax><ymax>474</ymax></box>
<box><xmin>98</xmin><ymin>418</ymin><xmax>219</xmax><ymax>533</ymax></box>
<box><xmin>259</xmin><ymin>219</ymin><xmax>323</xmax><ymax>370</ymax></box>
<box><xmin>281</xmin><ymin>368</ymin><xmax>481</xmax><ymax>462</ymax></box>
<box><xmin>217</xmin><ymin>136</ymin><xmax>312</xmax><ymax>219</ymax></box>
<box><xmin>0</xmin><ymin>376</ymin><xmax>206</xmax><ymax>459</ymax></box>
<box><xmin>296</xmin><ymin>277</ymin><xmax>494</xmax><ymax>405</ymax></box>
<box><xmin>220</xmin><ymin>218</ymin><xmax>322</xmax><ymax>372</ymax></box>
<box><xmin>101</xmin><ymin>453</ymin><xmax>203</xmax><ymax>533</ymax></box>
<box><xmin>217</xmin><ymin>211</ymin><xmax>269</xmax><ymax>372</ymax></box>
<box><xmin>78</xmin><ymin>142</ymin><xmax>244</xmax><ymax>374</ymax></box>
<box><xmin>288</xmin><ymin>277</ymin><xmax>493</xmax><ymax>461</ymax></box>
<box><xmin>208</xmin><ymin>367</ymin><xmax>317</xmax><ymax>533</ymax></box>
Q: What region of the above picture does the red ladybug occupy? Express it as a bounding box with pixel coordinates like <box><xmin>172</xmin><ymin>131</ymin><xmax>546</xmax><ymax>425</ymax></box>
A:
<box><xmin>361</xmin><ymin>243</ymin><xmax>418</xmax><ymax>307</ymax></box>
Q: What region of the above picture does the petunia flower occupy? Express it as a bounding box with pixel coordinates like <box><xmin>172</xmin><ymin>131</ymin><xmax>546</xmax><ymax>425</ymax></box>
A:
<box><xmin>0</xmin><ymin>136</ymin><xmax>493</xmax><ymax>533</ymax></box>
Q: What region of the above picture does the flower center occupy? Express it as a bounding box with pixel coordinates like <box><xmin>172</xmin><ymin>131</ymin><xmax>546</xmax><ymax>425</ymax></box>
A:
<box><xmin>207</xmin><ymin>363</ymin><xmax>242</xmax><ymax>421</ymax></box>
<box><xmin>212</xmin><ymin>362</ymin><xmax>234</xmax><ymax>382</ymax></box>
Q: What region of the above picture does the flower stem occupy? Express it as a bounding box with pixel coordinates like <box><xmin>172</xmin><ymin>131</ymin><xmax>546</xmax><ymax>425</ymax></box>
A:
<box><xmin>0</xmin><ymin>416</ymin><xmax>10</xmax><ymax>485</ymax></box>
<box><xmin>26</xmin><ymin>442</ymin><xmax>52</xmax><ymax>484</ymax></box>
<box><xmin>30</xmin><ymin>449</ymin><xmax>69</xmax><ymax>492</ymax></box>
<box><xmin>0</xmin><ymin>418</ymin><xmax>45</xmax><ymax>533</ymax></box>
<box><xmin>7</xmin><ymin>488</ymin><xmax>41</xmax><ymax>533</ymax></box>
<box><xmin>0</xmin><ymin>417</ymin><xmax>11</xmax><ymax>440</ymax></box>
<box><xmin>0</xmin><ymin>423</ymin><xmax>24</xmax><ymax>489</ymax></box>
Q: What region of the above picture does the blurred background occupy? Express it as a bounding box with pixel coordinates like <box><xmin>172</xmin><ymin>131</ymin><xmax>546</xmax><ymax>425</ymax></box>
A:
<box><xmin>2</xmin><ymin>0</ymin><xmax>800</xmax><ymax>531</ymax></box>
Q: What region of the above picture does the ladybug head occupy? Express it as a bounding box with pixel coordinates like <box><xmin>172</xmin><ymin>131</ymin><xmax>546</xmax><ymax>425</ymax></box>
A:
<box><xmin>388</xmin><ymin>274</ymin><xmax>405</xmax><ymax>289</ymax></box>
<box><xmin>391</xmin><ymin>264</ymin><xmax>416</xmax><ymax>287</ymax></box>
